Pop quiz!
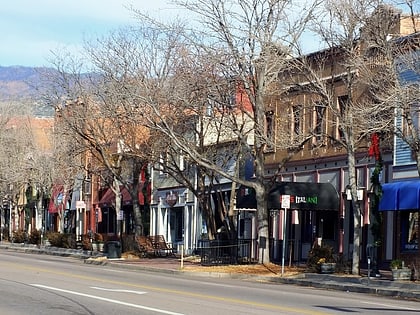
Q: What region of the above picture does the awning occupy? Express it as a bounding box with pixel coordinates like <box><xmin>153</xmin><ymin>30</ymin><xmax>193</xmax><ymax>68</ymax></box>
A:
<box><xmin>268</xmin><ymin>182</ymin><xmax>339</xmax><ymax>211</ymax></box>
<box><xmin>98</xmin><ymin>184</ymin><xmax>147</xmax><ymax>207</ymax></box>
<box><xmin>48</xmin><ymin>185</ymin><xmax>64</xmax><ymax>214</ymax></box>
<box><xmin>379</xmin><ymin>180</ymin><xmax>420</xmax><ymax>211</ymax></box>
<box><xmin>236</xmin><ymin>182</ymin><xmax>340</xmax><ymax>211</ymax></box>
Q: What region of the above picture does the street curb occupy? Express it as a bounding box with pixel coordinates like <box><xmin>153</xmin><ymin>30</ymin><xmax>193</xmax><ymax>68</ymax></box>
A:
<box><xmin>0</xmin><ymin>243</ymin><xmax>102</xmax><ymax>259</ymax></box>
<box><xmin>268</xmin><ymin>277</ymin><xmax>420</xmax><ymax>300</ymax></box>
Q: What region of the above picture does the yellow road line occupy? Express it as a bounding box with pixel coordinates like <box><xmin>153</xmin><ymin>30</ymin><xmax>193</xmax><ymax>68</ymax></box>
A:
<box><xmin>0</xmin><ymin>261</ymin><xmax>329</xmax><ymax>315</ymax></box>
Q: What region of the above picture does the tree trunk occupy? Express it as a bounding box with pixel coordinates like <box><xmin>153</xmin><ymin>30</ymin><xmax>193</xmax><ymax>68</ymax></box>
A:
<box><xmin>255</xmin><ymin>184</ymin><xmax>269</xmax><ymax>264</ymax></box>
<box><xmin>348</xmin><ymin>149</ymin><xmax>361</xmax><ymax>275</ymax></box>
<box><xmin>131</xmin><ymin>161</ymin><xmax>143</xmax><ymax>237</ymax></box>
<box><xmin>113</xmin><ymin>178</ymin><xmax>122</xmax><ymax>237</ymax></box>
<box><xmin>58</xmin><ymin>187</ymin><xmax>68</xmax><ymax>233</ymax></box>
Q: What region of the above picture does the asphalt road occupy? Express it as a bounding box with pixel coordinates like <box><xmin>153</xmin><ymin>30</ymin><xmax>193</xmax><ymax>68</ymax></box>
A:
<box><xmin>0</xmin><ymin>251</ymin><xmax>418</xmax><ymax>315</ymax></box>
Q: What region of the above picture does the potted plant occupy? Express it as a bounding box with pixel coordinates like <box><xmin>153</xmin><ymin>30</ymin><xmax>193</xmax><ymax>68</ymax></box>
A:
<box><xmin>318</xmin><ymin>257</ymin><xmax>336</xmax><ymax>274</ymax></box>
<box><xmin>94</xmin><ymin>233</ymin><xmax>104</xmax><ymax>252</ymax></box>
<box><xmin>307</xmin><ymin>244</ymin><xmax>336</xmax><ymax>273</ymax></box>
<box><xmin>390</xmin><ymin>259</ymin><xmax>412</xmax><ymax>281</ymax></box>
<box><xmin>390</xmin><ymin>259</ymin><xmax>402</xmax><ymax>270</ymax></box>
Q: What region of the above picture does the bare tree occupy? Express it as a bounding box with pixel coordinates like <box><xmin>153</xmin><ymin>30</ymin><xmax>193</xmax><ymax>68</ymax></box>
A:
<box><xmin>0</xmin><ymin>101</ymin><xmax>54</xmax><ymax>236</ymax></box>
<box><xmin>122</xmin><ymin>0</ymin><xmax>321</xmax><ymax>263</ymax></box>
<box><xmin>43</xmin><ymin>50</ymin><xmax>153</xmax><ymax>237</ymax></box>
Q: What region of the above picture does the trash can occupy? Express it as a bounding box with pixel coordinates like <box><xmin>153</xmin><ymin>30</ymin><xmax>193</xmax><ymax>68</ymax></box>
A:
<box><xmin>105</xmin><ymin>241</ymin><xmax>121</xmax><ymax>258</ymax></box>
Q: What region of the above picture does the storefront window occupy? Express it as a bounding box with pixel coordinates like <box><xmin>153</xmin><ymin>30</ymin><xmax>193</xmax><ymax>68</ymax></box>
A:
<box><xmin>401</xmin><ymin>211</ymin><xmax>418</xmax><ymax>251</ymax></box>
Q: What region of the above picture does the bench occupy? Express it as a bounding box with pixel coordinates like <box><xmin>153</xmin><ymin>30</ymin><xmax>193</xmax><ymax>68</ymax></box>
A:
<box><xmin>149</xmin><ymin>235</ymin><xmax>175</xmax><ymax>256</ymax></box>
<box><xmin>135</xmin><ymin>235</ymin><xmax>157</xmax><ymax>257</ymax></box>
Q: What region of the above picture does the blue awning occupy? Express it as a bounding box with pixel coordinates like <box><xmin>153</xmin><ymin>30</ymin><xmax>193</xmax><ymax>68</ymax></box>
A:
<box><xmin>379</xmin><ymin>180</ymin><xmax>420</xmax><ymax>211</ymax></box>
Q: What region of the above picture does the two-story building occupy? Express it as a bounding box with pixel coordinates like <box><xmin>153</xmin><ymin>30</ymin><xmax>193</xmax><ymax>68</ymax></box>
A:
<box><xmin>378</xmin><ymin>32</ymin><xmax>420</xmax><ymax>270</ymax></box>
<box><xmin>261</xmin><ymin>6</ymin><xmax>418</xmax><ymax>268</ymax></box>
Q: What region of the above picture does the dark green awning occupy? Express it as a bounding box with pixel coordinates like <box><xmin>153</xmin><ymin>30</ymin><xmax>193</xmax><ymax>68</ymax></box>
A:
<box><xmin>236</xmin><ymin>182</ymin><xmax>339</xmax><ymax>211</ymax></box>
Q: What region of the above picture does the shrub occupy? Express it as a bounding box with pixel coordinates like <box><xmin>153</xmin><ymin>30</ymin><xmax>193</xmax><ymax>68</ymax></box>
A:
<box><xmin>61</xmin><ymin>233</ymin><xmax>75</xmax><ymax>248</ymax></box>
<box><xmin>1</xmin><ymin>227</ymin><xmax>10</xmax><ymax>241</ymax></box>
<box><xmin>46</xmin><ymin>232</ymin><xmax>75</xmax><ymax>248</ymax></box>
<box><xmin>46</xmin><ymin>232</ymin><xmax>63</xmax><ymax>247</ymax></box>
<box><xmin>82</xmin><ymin>235</ymin><xmax>91</xmax><ymax>250</ymax></box>
<box><xmin>28</xmin><ymin>229</ymin><xmax>41</xmax><ymax>245</ymax></box>
<box><xmin>12</xmin><ymin>230</ymin><xmax>26</xmax><ymax>243</ymax></box>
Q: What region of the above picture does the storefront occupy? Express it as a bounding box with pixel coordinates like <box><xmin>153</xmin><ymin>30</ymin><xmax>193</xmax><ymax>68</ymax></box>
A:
<box><xmin>150</xmin><ymin>188</ymin><xmax>199</xmax><ymax>255</ymax></box>
<box><xmin>379</xmin><ymin>180</ymin><xmax>420</xmax><ymax>262</ymax></box>
<box><xmin>98</xmin><ymin>185</ymin><xmax>149</xmax><ymax>235</ymax></box>
<box><xmin>236</xmin><ymin>182</ymin><xmax>340</xmax><ymax>263</ymax></box>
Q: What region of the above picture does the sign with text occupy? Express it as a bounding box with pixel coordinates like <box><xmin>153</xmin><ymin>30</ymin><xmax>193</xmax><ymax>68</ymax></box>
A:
<box><xmin>75</xmin><ymin>200</ymin><xmax>86</xmax><ymax>209</ymax></box>
<box><xmin>268</xmin><ymin>182</ymin><xmax>339</xmax><ymax>211</ymax></box>
<box><xmin>281</xmin><ymin>195</ymin><xmax>290</xmax><ymax>209</ymax></box>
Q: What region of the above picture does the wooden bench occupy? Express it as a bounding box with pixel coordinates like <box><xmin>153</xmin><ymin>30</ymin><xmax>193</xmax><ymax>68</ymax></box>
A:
<box><xmin>135</xmin><ymin>235</ymin><xmax>157</xmax><ymax>257</ymax></box>
<box><xmin>149</xmin><ymin>235</ymin><xmax>175</xmax><ymax>256</ymax></box>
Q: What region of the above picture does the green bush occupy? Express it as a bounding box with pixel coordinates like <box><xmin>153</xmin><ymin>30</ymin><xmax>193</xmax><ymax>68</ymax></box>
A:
<box><xmin>390</xmin><ymin>259</ymin><xmax>403</xmax><ymax>269</ymax></box>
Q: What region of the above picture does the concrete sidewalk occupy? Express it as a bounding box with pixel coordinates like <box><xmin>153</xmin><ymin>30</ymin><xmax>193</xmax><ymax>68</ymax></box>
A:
<box><xmin>2</xmin><ymin>242</ymin><xmax>420</xmax><ymax>301</ymax></box>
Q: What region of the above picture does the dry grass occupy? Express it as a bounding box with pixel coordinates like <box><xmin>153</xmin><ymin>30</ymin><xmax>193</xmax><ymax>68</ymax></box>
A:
<box><xmin>183</xmin><ymin>262</ymin><xmax>304</xmax><ymax>276</ymax></box>
<box><xmin>115</xmin><ymin>252</ymin><xmax>305</xmax><ymax>277</ymax></box>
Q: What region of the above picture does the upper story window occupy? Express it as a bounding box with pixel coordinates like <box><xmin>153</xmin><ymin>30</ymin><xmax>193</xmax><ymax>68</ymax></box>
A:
<box><xmin>292</xmin><ymin>105</ymin><xmax>303</xmax><ymax>140</ymax></box>
<box><xmin>179</xmin><ymin>154</ymin><xmax>185</xmax><ymax>172</ymax></box>
<box><xmin>265</xmin><ymin>110</ymin><xmax>275</xmax><ymax>151</ymax></box>
<box><xmin>336</xmin><ymin>95</ymin><xmax>349</xmax><ymax>141</ymax></box>
<box><xmin>313</xmin><ymin>102</ymin><xmax>326</xmax><ymax>145</ymax></box>
<box><xmin>206</xmin><ymin>101</ymin><xmax>214</xmax><ymax>117</ymax></box>
<box><xmin>394</xmin><ymin>104</ymin><xmax>420</xmax><ymax>166</ymax></box>
<box><xmin>158</xmin><ymin>151</ymin><xmax>167</xmax><ymax>175</ymax></box>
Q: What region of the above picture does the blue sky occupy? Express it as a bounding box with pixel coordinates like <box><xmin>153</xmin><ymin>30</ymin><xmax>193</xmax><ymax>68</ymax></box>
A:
<box><xmin>0</xmin><ymin>0</ymin><xmax>175</xmax><ymax>67</ymax></box>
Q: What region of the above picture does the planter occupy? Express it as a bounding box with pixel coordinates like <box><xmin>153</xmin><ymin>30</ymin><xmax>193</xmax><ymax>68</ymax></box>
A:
<box><xmin>391</xmin><ymin>268</ymin><xmax>412</xmax><ymax>281</ymax></box>
<box><xmin>91</xmin><ymin>242</ymin><xmax>105</xmax><ymax>252</ymax></box>
<box><xmin>320</xmin><ymin>263</ymin><xmax>336</xmax><ymax>274</ymax></box>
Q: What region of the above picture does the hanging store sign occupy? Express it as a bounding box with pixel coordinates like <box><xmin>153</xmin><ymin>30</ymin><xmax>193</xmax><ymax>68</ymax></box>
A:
<box><xmin>166</xmin><ymin>192</ymin><xmax>178</xmax><ymax>207</ymax></box>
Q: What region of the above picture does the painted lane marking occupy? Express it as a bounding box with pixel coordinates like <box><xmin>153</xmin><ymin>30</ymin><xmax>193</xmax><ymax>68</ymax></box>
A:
<box><xmin>3</xmin><ymin>261</ymin><xmax>326</xmax><ymax>315</ymax></box>
<box><xmin>90</xmin><ymin>286</ymin><xmax>147</xmax><ymax>295</ymax></box>
<box><xmin>361</xmin><ymin>300</ymin><xmax>419</xmax><ymax>311</ymax></box>
<box><xmin>31</xmin><ymin>284</ymin><xmax>184</xmax><ymax>315</ymax></box>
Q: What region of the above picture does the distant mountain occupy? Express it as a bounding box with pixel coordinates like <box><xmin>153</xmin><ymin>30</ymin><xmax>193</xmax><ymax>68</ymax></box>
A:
<box><xmin>0</xmin><ymin>65</ymin><xmax>41</xmax><ymax>81</ymax></box>
<box><xmin>0</xmin><ymin>66</ymin><xmax>55</xmax><ymax>116</ymax></box>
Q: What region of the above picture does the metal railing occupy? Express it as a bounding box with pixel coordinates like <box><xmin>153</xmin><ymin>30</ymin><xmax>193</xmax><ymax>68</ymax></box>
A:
<box><xmin>198</xmin><ymin>239</ymin><xmax>256</xmax><ymax>266</ymax></box>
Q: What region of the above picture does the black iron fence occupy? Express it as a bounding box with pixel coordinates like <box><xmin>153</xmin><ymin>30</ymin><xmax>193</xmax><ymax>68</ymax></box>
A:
<box><xmin>198</xmin><ymin>239</ymin><xmax>256</xmax><ymax>266</ymax></box>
